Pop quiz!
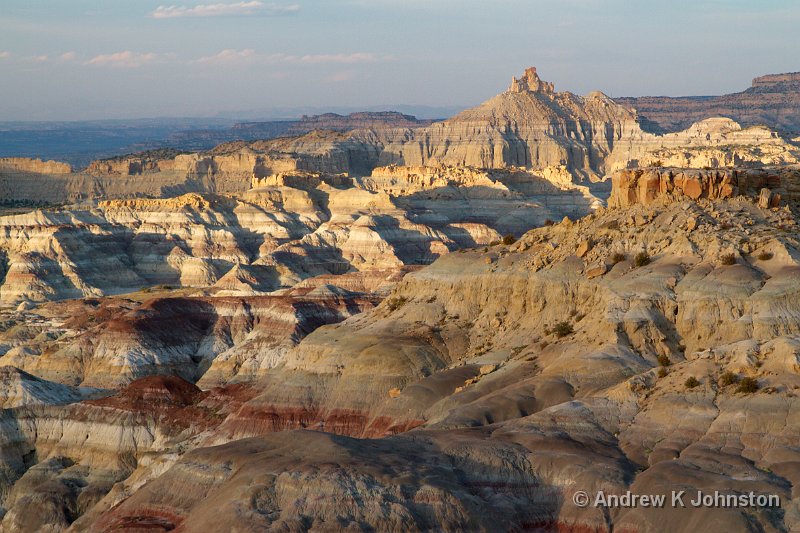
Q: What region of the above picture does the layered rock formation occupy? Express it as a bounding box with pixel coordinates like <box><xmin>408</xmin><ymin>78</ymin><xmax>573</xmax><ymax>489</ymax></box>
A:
<box><xmin>606</xmin><ymin>117</ymin><xmax>800</xmax><ymax>172</ymax></box>
<box><xmin>617</xmin><ymin>72</ymin><xmax>800</xmax><ymax>134</ymax></box>
<box><xmin>3</xmin><ymin>68</ymin><xmax>799</xmax><ymax>206</ymax></box>
<box><xmin>3</xmin><ymin>194</ymin><xmax>794</xmax><ymax>531</ymax></box>
<box><xmin>608</xmin><ymin>166</ymin><xmax>800</xmax><ymax>207</ymax></box>
<box><xmin>4</xmin><ymin>66</ymin><xmax>800</xmax><ymax>532</ymax></box>
<box><xmin>0</xmin><ymin>163</ymin><xmax>601</xmax><ymax>306</ymax></box>
<box><xmin>377</xmin><ymin>67</ymin><xmax>642</xmax><ymax>181</ymax></box>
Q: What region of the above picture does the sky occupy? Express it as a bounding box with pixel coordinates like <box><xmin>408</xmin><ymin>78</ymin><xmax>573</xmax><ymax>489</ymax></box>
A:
<box><xmin>0</xmin><ymin>0</ymin><xmax>798</xmax><ymax>121</ymax></box>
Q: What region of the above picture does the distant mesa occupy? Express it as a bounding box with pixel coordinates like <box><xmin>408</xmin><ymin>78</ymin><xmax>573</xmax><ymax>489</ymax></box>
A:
<box><xmin>617</xmin><ymin>71</ymin><xmax>800</xmax><ymax>133</ymax></box>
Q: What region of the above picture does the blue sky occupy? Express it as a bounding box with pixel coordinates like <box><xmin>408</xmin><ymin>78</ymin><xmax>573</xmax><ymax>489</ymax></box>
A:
<box><xmin>0</xmin><ymin>0</ymin><xmax>798</xmax><ymax>120</ymax></box>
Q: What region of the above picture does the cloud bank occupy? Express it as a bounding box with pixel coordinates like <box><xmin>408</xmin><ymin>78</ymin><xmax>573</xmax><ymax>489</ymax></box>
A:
<box><xmin>86</xmin><ymin>51</ymin><xmax>159</xmax><ymax>68</ymax></box>
<box><xmin>150</xmin><ymin>1</ymin><xmax>299</xmax><ymax>19</ymax></box>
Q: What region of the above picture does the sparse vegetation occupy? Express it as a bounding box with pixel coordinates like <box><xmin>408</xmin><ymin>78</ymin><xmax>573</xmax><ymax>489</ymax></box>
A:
<box><xmin>651</xmin><ymin>160</ymin><xmax>664</xmax><ymax>168</ymax></box>
<box><xmin>657</xmin><ymin>367</ymin><xmax>668</xmax><ymax>378</ymax></box>
<box><xmin>684</xmin><ymin>376</ymin><xmax>700</xmax><ymax>389</ymax></box>
<box><xmin>611</xmin><ymin>252</ymin><xmax>626</xmax><ymax>264</ymax></box>
<box><xmin>634</xmin><ymin>251</ymin><xmax>650</xmax><ymax>267</ymax></box>
<box><xmin>719</xmin><ymin>371</ymin><xmax>739</xmax><ymax>386</ymax></box>
<box><xmin>736</xmin><ymin>377</ymin><xmax>759</xmax><ymax>394</ymax></box>
<box><xmin>386</xmin><ymin>296</ymin><xmax>408</xmax><ymax>312</ymax></box>
<box><xmin>757</xmin><ymin>251</ymin><xmax>774</xmax><ymax>261</ymax></box>
<box><xmin>657</xmin><ymin>354</ymin><xmax>671</xmax><ymax>367</ymax></box>
<box><xmin>553</xmin><ymin>321</ymin><xmax>574</xmax><ymax>338</ymax></box>
<box><xmin>720</xmin><ymin>253</ymin><xmax>736</xmax><ymax>266</ymax></box>
<box><xmin>502</xmin><ymin>234</ymin><xmax>517</xmax><ymax>245</ymax></box>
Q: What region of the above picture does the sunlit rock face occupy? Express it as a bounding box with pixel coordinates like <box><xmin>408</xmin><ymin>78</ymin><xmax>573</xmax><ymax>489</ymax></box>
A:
<box><xmin>7</xmin><ymin>196</ymin><xmax>794</xmax><ymax>532</ymax></box>
<box><xmin>2</xmin><ymin>66</ymin><xmax>800</xmax><ymax>532</ymax></box>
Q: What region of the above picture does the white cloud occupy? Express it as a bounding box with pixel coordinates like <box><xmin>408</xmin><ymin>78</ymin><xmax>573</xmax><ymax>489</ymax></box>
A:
<box><xmin>192</xmin><ymin>50</ymin><xmax>380</xmax><ymax>66</ymax></box>
<box><xmin>86</xmin><ymin>51</ymin><xmax>159</xmax><ymax>68</ymax></box>
<box><xmin>150</xmin><ymin>1</ymin><xmax>299</xmax><ymax>19</ymax></box>
<box><xmin>0</xmin><ymin>51</ymin><xmax>10</xmax><ymax>59</ymax></box>
<box><xmin>31</xmin><ymin>55</ymin><xmax>48</xmax><ymax>62</ymax></box>
<box><xmin>59</xmin><ymin>51</ymin><xmax>77</xmax><ymax>62</ymax></box>
<box><xmin>194</xmin><ymin>48</ymin><xmax>256</xmax><ymax>64</ymax></box>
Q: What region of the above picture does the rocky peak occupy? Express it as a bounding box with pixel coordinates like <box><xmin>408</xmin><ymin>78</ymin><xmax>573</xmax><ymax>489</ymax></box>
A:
<box><xmin>509</xmin><ymin>66</ymin><xmax>555</xmax><ymax>94</ymax></box>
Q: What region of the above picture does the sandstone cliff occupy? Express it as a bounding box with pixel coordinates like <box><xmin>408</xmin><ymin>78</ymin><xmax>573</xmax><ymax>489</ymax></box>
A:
<box><xmin>378</xmin><ymin>67</ymin><xmax>641</xmax><ymax>181</ymax></box>
<box><xmin>608</xmin><ymin>166</ymin><xmax>800</xmax><ymax>207</ymax></box>
<box><xmin>0</xmin><ymin>162</ymin><xmax>601</xmax><ymax>307</ymax></box>
<box><xmin>15</xmin><ymin>195</ymin><xmax>796</xmax><ymax>532</ymax></box>
<box><xmin>3</xmin><ymin>68</ymin><xmax>799</xmax><ymax>206</ymax></box>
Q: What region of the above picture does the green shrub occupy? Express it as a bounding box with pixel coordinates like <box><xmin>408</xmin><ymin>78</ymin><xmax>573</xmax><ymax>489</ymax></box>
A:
<box><xmin>611</xmin><ymin>252</ymin><xmax>626</xmax><ymax>264</ymax></box>
<box><xmin>657</xmin><ymin>354</ymin><xmax>671</xmax><ymax>367</ymax></box>
<box><xmin>757</xmin><ymin>251</ymin><xmax>774</xmax><ymax>261</ymax></box>
<box><xmin>719</xmin><ymin>371</ymin><xmax>739</xmax><ymax>386</ymax></box>
<box><xmin>634</xmin><ymin>251</ymin><xmax>651</xmax><ymax>267</ymax></box>
<box><xmin>502</xmin><ymin>234</ymin><xmax>517</xmax><ymax>245</ymax></box>
<box><xmin>553</xmin><ymin>321</ymin><xmax>574</xmax><ymax>338</ymax></box>
<box><xmin>684</xmin><ymin>376</ymin><xmax>700</xmax><ymax>389</ymax></box>
<box><xmin>720</xmin><ymin>253</ymin><xmax>736</xmax><ymax>266</ymax></box>
<box><xmin>386</xmin><ymin>296</ymin><xmax>408</xmax><ymax>312</ymax></box>
<box><xmin>736</xmin><ymin>377</ymin><xmax>759</xmax><ymax>394</ymax></box>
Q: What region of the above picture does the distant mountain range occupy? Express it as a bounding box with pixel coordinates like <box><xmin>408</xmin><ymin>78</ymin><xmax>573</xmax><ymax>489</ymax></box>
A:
<box><xmin>2</xmin><ymin>72</ymin><xmax>800</xmax><ymax>168</ymax></box>
<box><xmin>616</xmin><ymin>72</ymin><xmax>800</xmax><ymax>134</ymax></box>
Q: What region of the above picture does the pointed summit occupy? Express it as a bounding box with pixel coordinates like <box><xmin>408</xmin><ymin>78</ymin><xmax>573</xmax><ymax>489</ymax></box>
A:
<box><xmin>509</xmin><ymin>67</ymin><xmax>554</xmax><ymax>94</ymax></box>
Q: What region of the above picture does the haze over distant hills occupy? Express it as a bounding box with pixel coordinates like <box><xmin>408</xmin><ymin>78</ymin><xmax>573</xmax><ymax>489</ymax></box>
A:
<box><xmin>4</xmin><ymin>70</ymin><xmax>800</xmax><ymax>169</ymax></box>
<box><xmin>617</xmin><ymin>72</ymin><xmax>800</xmax><ymax>134</ymax></box>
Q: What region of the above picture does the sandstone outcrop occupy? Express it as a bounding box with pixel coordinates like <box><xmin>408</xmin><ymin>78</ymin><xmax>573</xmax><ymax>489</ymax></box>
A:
<box><xmin>44</xmin><ymin>195</ymin><xmax>800</xmax><ymax>532</ymax></box>
<box><xmin>3</xmin><ymin>69</ymin><xmax>799</xmax><ymax>207</ymax></box>
<box><xmin>606</xmin><ymin>117</ymin><xmax>800</xmax><ymax>172</ymax></box>
<box><xmin>4</xmin><ymin>66</ymin><xmax>800</xmax><ymax>532</ymax></box>
<box><xmin>377</xmin><ymin>68</ymin><xmax>641</xmax><ymax>181</ymax></box>
<box><xmin>0</xmin><ymin>160</ymin><xmax>602</xmax><ymax>306</ymax></box>
<box><xmin>608</xmin><ymin>166</ymin><xmax>800</xmax><ymax>207</ymax></box>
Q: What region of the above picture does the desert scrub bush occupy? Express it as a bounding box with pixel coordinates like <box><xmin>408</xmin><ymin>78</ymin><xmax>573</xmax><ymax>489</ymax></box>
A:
<box><xmin>553</xmin><ymin>321</ymin><xmax>574</xmax><ymax>338</ymax></box>
<box><xmin>757</xmin><ymin>251</ymin><xmax>774</xmax><ymax>261</ymax></box>
<box><xmin>386</xmin><ymin>296</ymin><xmax>408</xmax><ymax>312</ymax></box>
<box><xmin>657</xmin><ymin>354</ymin><xmax>671</xmax><ymax>367</ymax></box>
<box><xmin>736</xmin><ymin>377</ymin><xmax>759</xmax><ymax>394</ymax></box>
<box><xmin>502</xmin><ymin>234</ymin><xmax>517</xmax><ymax>245</ymax></box>
<box><xmin>720</xmin><ymin>253</ymin><xmax>736</xmax><ymax>266</ymax></box>
<box><xmin>651</xmin><ymin>160</ymin><xmax>664</xmax><ymax>168</ymax></box>
<box><xmin>543</xmin><ymin>219</ymin><xmax>555</xmax><ymax>226</ymax></box>
<box><xmin>684</xmin><ymin>376</ymin><xmax>700</xmax><ymax>389</ymax></box>
<box><xmin>657</xmin><ymin>367</ymin><xmax>668</xmax><ymax>378</ymax></box>
<box><xmin>634</xmin><ymin>251</ymin><xmax>650</xmax><ymax>267</ymax></box>
<box><xmin>611</xmin><ymin>252</ymin><xmax>626</xmax><ymax>264</ymax></box>
<box><xmin>719</xmin><ymin>371</ymin><xmax>739</xmax><ymax>386</ymax></box>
